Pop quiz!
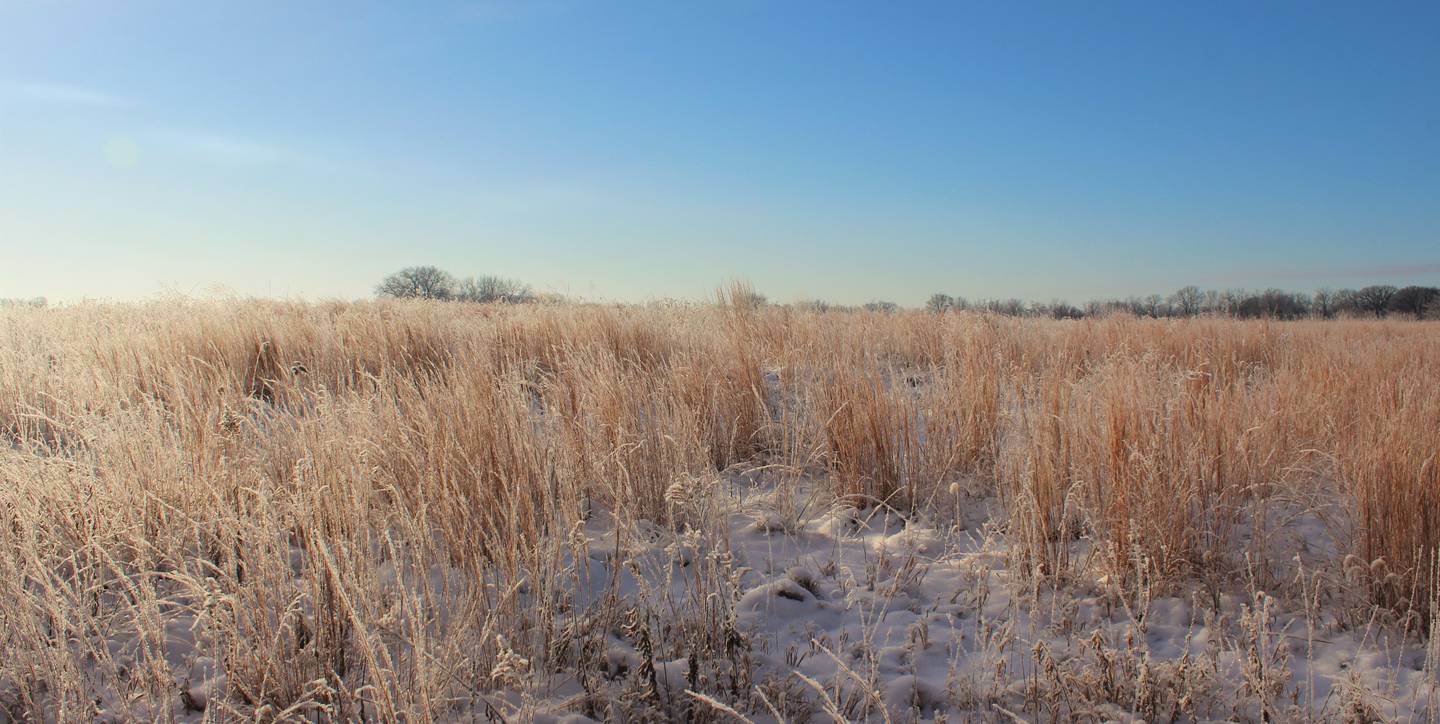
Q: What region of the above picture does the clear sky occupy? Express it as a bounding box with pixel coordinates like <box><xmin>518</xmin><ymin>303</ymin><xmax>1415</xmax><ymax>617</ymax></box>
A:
<box><xmin>2</xmin><ymin>1</ymin><xmax>1438</xmax><ymax>305</ymax></box>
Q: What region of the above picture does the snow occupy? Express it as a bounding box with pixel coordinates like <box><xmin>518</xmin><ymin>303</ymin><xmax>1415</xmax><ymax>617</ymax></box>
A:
<box><xmin>521</xmin><ymin>474</ymin><xmax>1439</xmax><ymax>722</ymax></box>
<box><xmin>38</xmin><ymin>473</ymin><xmax>1438</xmax><ymax>722</ymax></box>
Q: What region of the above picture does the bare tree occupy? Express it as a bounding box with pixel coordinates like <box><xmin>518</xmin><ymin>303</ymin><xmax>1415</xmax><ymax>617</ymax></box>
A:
<box><xmin>1388</xmin><ymin>285</ymin><xmax>1440</xmax><ymax>318</ymax></box>
<box><xmin>1237</xmin><ymin>288</ymin><xmax>1308</xmax><ymax>319</ymax></box>
<box><xmin>1332</xmin><ymin>289</ymin><xmax>1359</xmax><ymax>316</ymax></box>
<box><xmin>455</xmin><ymin>275</ymin><xmax>534</xmax><ymax>304</ymax></box>
<box><xmin>925</xmin><ymin>293</ymin><xmax>955</xmax><ymax>314</ymax></box>
<box><xmin>1044</xmin><ymin>299</ymin><xmax>1083</xmax><ymax>319</ymax></box>
<box><xmin>863</xmin><ymin>300</ymin><xmax>899</xmax><ymax>313</ymax></box>
<box><xmin>1169</xmin><ymin>286</ymin><xmax>1204</xmax><ymax>317</ymax></box>
<box><xmin>1202</xmin><ymin>289</ymin><xmax>1223</xmax><ymax>316</ymax></box>
<box><xmin>1000</xmin><ymin>298</ymin><xmax>1030</xmax><ymax>316</ymax></box>
<box><xmin>1351</xmin><ymin>285</ymin><xmax>1399</xmax><ymax>317</ymax></box>
<box><xmin>376</xmin><ymin>265</ymin><xmax>455</xmax><ymax>300</ymax></box>
<box><xmin>1311</xmin><ymin>288</ymin><xmax>1337</xmax><ymax>319</ymax></box>
<box><xmin>1219</xmin><ymin>289</ymin><xmax>1247</xmax><ymax>317</ymax></box>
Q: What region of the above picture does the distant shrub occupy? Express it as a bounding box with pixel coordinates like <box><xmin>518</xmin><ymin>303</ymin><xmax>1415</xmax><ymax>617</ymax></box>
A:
<box><xmin>376</xmin><ymin>267</ymin><xmax>535</xmax><ymax>304</ymax></box>
<box><xmin>793</xmin><ymin>299</ymin><xmax>833</xmax><ymax>313</ymax></box>
<box><xmin>456</xmin><ymin>275</ymin><xmax>534</xmax><ymax>304</ymax></box>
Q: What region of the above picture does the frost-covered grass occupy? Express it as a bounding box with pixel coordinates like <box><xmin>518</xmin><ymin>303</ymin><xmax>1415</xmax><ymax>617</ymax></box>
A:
<box><xmin>0</xmin><ymin>296</ymin><xmax>1436</xmax><ymax>721</ymax></box>
<box><xmin>560</xmin><ymin>474</ymin><xmax>1438</xmax><ymax>722</ymax></box>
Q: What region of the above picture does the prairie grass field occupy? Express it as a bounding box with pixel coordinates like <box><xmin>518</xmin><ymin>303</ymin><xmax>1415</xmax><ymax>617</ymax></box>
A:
<box><xmin>2</xmin><ymin>295</ymin><xmax>1438</xmax><ymax>722</ymax></box>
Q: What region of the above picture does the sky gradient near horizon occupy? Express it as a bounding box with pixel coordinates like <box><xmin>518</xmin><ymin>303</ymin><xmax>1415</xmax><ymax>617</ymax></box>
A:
<box><xmin>2</xmin><ymin>1</ymin><xmax>1438</xmax><ymax>305</ymax></box>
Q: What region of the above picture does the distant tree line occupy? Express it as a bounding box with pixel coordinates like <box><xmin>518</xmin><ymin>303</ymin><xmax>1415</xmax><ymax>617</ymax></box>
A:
<box><xmin>369</xmin><ymin>268</ymin><xmax>1439</xmax><ymax>319</ymax></box>
<box><xmin>922</xmin><ymin>284</ymin><xmax>1440</xmax><ymax>320</ymax></box>
<box><xmin>0</xmin><ymin>297</ymin><xmax>47</xmax><ymax>307</ymax></box>
<box><xmin>376</xmin><ymin>265</ymin><xmax>535</xmax><ymax>304</ymax></box>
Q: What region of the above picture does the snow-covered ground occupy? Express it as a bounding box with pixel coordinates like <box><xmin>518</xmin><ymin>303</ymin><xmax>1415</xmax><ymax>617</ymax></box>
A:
<box><xmin>488</xmin><ymin>473</ymin><xmax>1438</xmax><ymax>722</ymax></box>
<box><xmin>22</xmin><ymin>472</ymin><xmax>1436</xmax><ymax>723</ymax></box>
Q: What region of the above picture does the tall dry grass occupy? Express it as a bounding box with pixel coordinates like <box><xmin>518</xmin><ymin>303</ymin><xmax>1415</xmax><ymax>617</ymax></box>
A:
<box><xmin>0</xmin><ymin>299</ymin><xmax>1436</xmax><ymax>719</ymax></box>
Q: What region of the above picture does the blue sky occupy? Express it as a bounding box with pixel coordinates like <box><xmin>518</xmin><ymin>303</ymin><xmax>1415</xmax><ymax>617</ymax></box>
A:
<box><xmin>2</xmin><ymin>1</ymin><xmax>1437</xmax><ymax>304</ymax></box>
